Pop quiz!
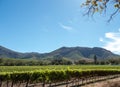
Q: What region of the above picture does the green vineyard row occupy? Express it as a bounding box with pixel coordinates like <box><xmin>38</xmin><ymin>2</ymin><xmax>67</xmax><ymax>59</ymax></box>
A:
<box><xmin>0</xmin><ymin>69</ymin><xmax>120</xmax><ymax>87</ymax></box>
<box><xmin>0</xmin><ymin>65</ymin><xmax>120</xmax><ymax>87</ymax></box>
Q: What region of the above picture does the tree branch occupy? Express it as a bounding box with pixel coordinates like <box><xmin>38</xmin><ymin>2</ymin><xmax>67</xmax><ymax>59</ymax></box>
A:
<box><xmin>107</xmin><ymin>7</ymin><xmax>120</xmax><ymax>22</ymax></box>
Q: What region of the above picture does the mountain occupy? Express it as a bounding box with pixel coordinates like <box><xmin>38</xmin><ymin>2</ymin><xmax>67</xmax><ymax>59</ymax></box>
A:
<box><xmin>0</xmin><ymin>46</ymin><xmax>40</xmax><ymax>59</ymax></box>
<box><xmin>0</xmin><ymin>46</ymin><xmax>119</xmax><ymax>60</ymax></box>
<box><xmin>0</xmin><ymin>46</ymin><xmax>23</xmax><ymax>58</ymax></box>
<box><xmin>42</xmin><ymin>47</ymin><xmax>118</xmax><ymax>60</ymax></box>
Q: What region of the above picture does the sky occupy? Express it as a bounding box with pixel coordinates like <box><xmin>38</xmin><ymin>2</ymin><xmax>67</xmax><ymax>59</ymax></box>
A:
<box><xmin>0</xmin><ymin>0</ymin><xmax>120</xmax><ymax>54</ymax></box>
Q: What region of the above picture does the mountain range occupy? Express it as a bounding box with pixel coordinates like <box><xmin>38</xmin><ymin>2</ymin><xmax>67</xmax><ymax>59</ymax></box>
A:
<box><xmin>0</xmin><ymin>46</ymin><xmax>119</xmax><ymax>60</ymax></box>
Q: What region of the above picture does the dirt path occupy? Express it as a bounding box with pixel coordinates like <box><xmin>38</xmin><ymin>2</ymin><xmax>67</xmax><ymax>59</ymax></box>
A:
<box><xmin>81</xmin><ymin>77</ymin><xmax>120</xmax><ymax>87</ymax></box>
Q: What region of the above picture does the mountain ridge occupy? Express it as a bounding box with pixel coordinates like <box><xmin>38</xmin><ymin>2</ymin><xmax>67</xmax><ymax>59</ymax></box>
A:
<box><xmin>0</xmin><ymin>45</ymin><xmax>119</xmax><ymax>60</ymax></box>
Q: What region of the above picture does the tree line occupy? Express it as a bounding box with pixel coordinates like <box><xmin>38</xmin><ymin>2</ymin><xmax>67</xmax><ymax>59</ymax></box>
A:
<box><xmin>0</xmin><ymin>56</ymin><xmax>120</xmax><ymax>66</ymax></box>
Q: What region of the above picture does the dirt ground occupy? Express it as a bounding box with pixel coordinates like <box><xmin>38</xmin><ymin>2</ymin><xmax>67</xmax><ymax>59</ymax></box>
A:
<box><xmin>81</xmin><ymin>77</ymin><xmax>120</xmax><ymax>87</ymax></box>
<box><xmin>1</xmin><ymin>77</ymin><xmax>120</xmax><ymax>87</ymax></box>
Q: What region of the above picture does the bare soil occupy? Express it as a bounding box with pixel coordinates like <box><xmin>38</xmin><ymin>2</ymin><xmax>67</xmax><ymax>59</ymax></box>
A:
<box><xmin>81</xmin><ymin>77</ymin><xmax>120</xmax><ymax>87</ymax></box>
<box><xmin>1</xmin><ymin>78</ymin><xmax>120</xmax><ymax>87</ymax></box>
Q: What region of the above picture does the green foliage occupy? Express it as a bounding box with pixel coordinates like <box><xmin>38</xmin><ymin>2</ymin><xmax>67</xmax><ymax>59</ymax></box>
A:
<box><xmin>0</xmin><ymin>58</ymin><xmax>46</xmax><ymax>66</ymax></box>
<box><xmin>0</xmin><ymin>65</ymin><xmax>120</xmax><ymax>87</ymax></box>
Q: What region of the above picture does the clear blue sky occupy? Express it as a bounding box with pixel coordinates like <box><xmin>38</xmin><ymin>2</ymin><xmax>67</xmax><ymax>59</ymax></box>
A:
<box><xmin>0</xmin><ymin>0</ymin><xmax>120</xmax><ymax>54</ymax></box>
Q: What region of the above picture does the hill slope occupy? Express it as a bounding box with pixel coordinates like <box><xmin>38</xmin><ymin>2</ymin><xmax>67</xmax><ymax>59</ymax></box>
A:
<box><xmin>0</xmin><ymin>46</ymin><xmax>118</xmax><ymax>60</ymax></box>
<box><xmin>43</xmin><ymin>47</ymin><xmax>117</xmax><ymax>60</ymax></box>
<box><xmin>0</xmin><ymin>46</ymin><xmax>40</xmax><ymax>59</ymax></box>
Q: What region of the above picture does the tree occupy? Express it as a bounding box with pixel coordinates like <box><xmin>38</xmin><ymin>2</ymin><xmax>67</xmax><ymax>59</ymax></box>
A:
<box><xmin>94</xmin><ymin>55</ymin><xmax>97</xmax><ymax>64</ymax></box>
<box><xmin>82</xmin><ymin>0</ymin><xmax>120</xmax><ymax>22</ymax></box>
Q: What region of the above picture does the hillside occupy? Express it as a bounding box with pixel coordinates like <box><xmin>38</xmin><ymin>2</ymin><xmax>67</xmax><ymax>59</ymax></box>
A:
<box><xmin>42</xmin><ymin>47</ymin><xmax>118</xmax><ymax>60</ymax></box>
<box><xmin>0</xmin><ymin>46</ymin><xmax>118</xmax><ymax>60</ymax></box>
<box><xmin>0</xmin><ymin>46</ymin><xmax>23</xmax><ymax>58</ymax></box>
<box><xmin>0</xmin><ymin>46</ymin><xmax>40</xmax><ymax>59</ymax></box>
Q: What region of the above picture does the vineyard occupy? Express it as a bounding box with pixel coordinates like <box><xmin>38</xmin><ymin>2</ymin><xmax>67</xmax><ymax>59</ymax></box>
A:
<box><xmin>0</xmin><ymin>65</ymin><xmax>120</xmax><ymax>87</ymax></box>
